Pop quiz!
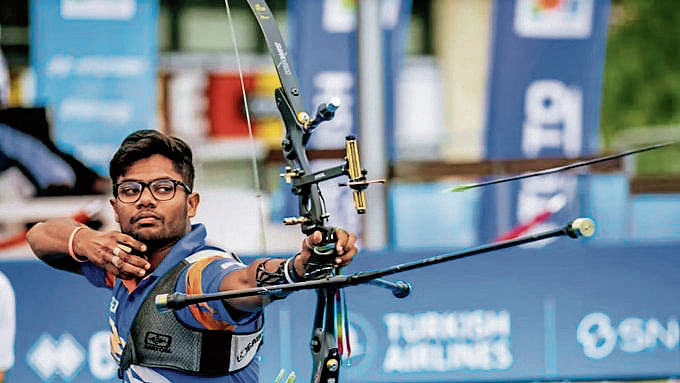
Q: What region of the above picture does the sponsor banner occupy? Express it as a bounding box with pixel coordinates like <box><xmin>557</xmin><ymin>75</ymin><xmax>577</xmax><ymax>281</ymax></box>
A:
<box><xmin>382</xmin><ymin>0</ymin><xmax>412</xmax><ymax>161</ymax></box>
<box><xmin>4</xmin><ymin>260</ymin><xmax>117</xmax><ymax>382</ymax></box>
<box><xmin>30</xmin><ymin>0</ymin><xmax>157</xmax><ymax>175</ymax></box>
<box><xmin>485</xmin><ymin>0</ymin><xmax>610</xmax><ymax>160</ymax></box>
<box><xmin>479</xmin><ymin>0</ymin><xmax>609</xmax><ymax>241</ymax></box>
<box><xmin>4</xmin><ymin>241</ymin><xmax>680</xmax><ymax>382</ymax></box>
<box><xmin>288</xmin><ymin>0</ymin><xmax>359</xmax><ymax>150</ymax></box>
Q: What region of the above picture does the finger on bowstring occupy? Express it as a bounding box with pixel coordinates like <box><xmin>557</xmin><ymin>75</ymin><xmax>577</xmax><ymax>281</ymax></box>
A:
<box><xmin>104</xmin><ymin>262</ymin><xmax>136</xmax><ymax>280</ymax></box>
<box><xmin>117</xmin><ymin>259</ymin><xmax>147</xmax><ymax>278</ymax></box>
<box><xmin>115</xmin><ymin>233</ymin><xmax>148</xmax><ymax>254</ymax></box>
<box><xmin>114</xmin><ymin>243</ymin><xmax>150</xmax><ymax>270</ymax></box>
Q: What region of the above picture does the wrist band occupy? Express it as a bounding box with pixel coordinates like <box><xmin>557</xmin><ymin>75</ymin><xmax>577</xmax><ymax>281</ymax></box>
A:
<box><xmin>68</xmin><ymin>225</ymin><xmax>88</xmax><ymax>263</ymax></box>
<box><xmin>284</xmin><ymin>255</ymin><xmax>303</xmax><ymax>283</ymax></box>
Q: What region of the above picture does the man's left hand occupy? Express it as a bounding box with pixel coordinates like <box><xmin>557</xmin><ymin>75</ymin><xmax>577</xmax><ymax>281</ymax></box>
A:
<box><xmin>295</xmin><ymin>229</ymin><xmax>358</xmax><ymax>277</ymax></box>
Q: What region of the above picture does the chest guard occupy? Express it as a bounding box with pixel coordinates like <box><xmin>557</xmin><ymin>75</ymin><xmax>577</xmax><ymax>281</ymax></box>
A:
<box><xmin>118</xmin><ymin>252</ymin><xmax>263</xmax><ymax>378</ymax></box>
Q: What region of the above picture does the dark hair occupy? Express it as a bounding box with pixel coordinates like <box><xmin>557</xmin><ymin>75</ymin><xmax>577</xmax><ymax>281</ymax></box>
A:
<box><xmin>109</xmin><ymin>130</ymin><xmax>195</xmax><ymax>190</ymax></box>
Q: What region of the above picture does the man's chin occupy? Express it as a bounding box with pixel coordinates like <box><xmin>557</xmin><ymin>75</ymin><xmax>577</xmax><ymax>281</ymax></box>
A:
<box><xmin>121</xmin><ymin>226</ymin><xmax>162</xmax><ymax>243</ymax></box>
<box><xmin>134</xmin><ymin>231</ymin><xmax>166</xmax><ymax>244</ymax></box>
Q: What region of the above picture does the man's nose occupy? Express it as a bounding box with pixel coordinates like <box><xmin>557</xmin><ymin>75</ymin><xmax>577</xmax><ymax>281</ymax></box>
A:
<box><xmin>136</xmin><ymin>186</ymin><xmax>156</xmax><ymax>206</ymax></box>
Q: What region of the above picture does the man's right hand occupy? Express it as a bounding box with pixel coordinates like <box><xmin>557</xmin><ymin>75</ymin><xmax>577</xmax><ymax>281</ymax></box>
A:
<box><xmin>73</xmin><ymin>228</ymin><xmax>150</xmax><ymax>279</ymax></box>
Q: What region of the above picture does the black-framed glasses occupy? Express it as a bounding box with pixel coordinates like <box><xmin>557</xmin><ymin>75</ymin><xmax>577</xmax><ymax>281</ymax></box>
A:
<box><xmin>114</xmin><ymin>179</ymin><xmax>192</xmax><ymax>203</ymax></box>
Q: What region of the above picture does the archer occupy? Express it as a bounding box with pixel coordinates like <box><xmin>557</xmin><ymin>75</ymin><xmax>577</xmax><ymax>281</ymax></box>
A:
<box><xmin>26</xmin><ymin>129</ymin><xmax>358</xmax><ymax>382</ymax></box>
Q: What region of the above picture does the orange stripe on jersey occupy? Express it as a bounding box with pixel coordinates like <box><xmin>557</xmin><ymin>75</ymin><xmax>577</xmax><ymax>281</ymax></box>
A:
<box><xmin>105</xmin><ymin>271</ymin><xmax>140</xmax><ymax>293</ymax></box>
<box><xmin>122</xmin><ymin>278</ymin><xmax>138</xmax><ymax>293</ymax></box>
<box><xmin>185</xmin><ymin>257</ymin><xmax>236</xmax><ymax>331</ymax></box>
<box><xmin>105</xmin><ymin>271</ymin><xmax>116</xmax><ymax>289</ymax></box>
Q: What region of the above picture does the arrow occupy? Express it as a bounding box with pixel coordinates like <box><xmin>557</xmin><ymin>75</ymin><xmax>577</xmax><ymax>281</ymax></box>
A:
<box><xmin>447</xmin><ymin>141</ymin><xmax>677</xmax><ymax>192</ymax></box>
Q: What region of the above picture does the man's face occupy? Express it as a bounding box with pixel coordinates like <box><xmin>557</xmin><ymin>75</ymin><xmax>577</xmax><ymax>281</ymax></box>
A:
<box><xmin>110</xmin><ymin>154</ymin><xmax>199</xmax><ymax>247</ymax></box>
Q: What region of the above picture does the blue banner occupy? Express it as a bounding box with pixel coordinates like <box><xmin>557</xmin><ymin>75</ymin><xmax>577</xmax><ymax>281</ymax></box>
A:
<box><xmin>382</xmin><ymin>0</ymin><xmax>412</xmax><ymax>161</ymax></box>
<box><xmin>289</xmin><ymin>0</ymin><xmax>358</xmax><ymax>150</ymax></box>
<box><xmin>484</xmin><ymin>0</ymin><xmax>609</xmax><ymax>160</ymax></box>
<box><xmin>3</xmin><ymin>240</ymin><xmax>680</xmax><ymax>382</ymax></box>
<box><xmin>479</xmin><ymin>0</ymin><xmax>610</xmax><ymax>242</ymax></box>
<box><xmin>30</xmin><ymin>0</ymin><xmax>158</xmax><ymax>175</ymax></box>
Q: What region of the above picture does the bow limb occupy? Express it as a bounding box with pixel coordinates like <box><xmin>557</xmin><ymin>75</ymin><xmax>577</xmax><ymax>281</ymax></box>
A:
<box><xmin>224</xmin><ymin>1</ymin><xmax>342</xmax><ymax>382</ymax></box>
<box><xmin>239</xmin><ymin>0</ymin><xmax>333</xmax><ymax>239</ymax></box>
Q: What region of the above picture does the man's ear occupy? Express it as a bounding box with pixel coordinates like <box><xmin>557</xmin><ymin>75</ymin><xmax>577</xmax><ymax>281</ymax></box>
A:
<box><xmin>109</xmin><ymin>198</ymin><xmax>120</xmax><ymax>223</ymax></box>
<box><xmin>187</xmin><ymin>193</ymin><xmax>200</xmax><ymax>218</ymax></box>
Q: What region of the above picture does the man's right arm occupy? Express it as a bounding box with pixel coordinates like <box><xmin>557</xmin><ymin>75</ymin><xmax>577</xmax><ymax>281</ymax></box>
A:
<box><xmin>26</xmin><ymin>218</ymin><xmax>149</xmax><ymax>278</ymax></box>
<box><xmin>27</xmin><ymin>218</ymin><xmax>88</xmax><ymax>274</ymax></box>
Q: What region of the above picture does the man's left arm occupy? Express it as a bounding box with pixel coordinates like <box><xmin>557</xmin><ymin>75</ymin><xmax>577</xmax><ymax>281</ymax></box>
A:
<box><xmin>219</xmin><ymin>229</ymin><xmax>358</xmax><ymax>313</ymax></box>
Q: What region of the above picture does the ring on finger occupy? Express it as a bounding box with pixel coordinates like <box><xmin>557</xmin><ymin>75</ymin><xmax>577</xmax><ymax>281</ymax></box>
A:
<box><xmin>112</xmin><ymin>255</ymin><xmax>121</xmax><ymax>268</ymax></box>
<box><xmin>117</xmin><ymin>243</ymin><xmax>132</xmax><ymax>253</ymax></box>
<box><xmin>113</xmin><ymin>247</ymin><xmax>121</xmax><ymax>256</ymax></box>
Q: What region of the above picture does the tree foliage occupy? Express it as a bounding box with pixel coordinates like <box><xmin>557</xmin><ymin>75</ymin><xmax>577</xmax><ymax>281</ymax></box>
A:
<box><xmin>600</xmin><ymin>0</ymin><xmax>680</xmax><ymax>173</ymax></box>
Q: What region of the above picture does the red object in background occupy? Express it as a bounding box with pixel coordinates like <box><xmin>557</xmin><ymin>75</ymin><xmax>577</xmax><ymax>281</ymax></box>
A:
<box><xmin>0</xmin><ymin>203</ymin><xmax>100</xmax><ymax>250</ymax></box>
<box><xmin>494</xmin><ymin>194</ymin><xmax>567</xmax><ymax>242</ymax></box>
<box><xmin>207</xmin><ymin>73</ymin><xmax>255</xmax><ymax>137</ymax></box>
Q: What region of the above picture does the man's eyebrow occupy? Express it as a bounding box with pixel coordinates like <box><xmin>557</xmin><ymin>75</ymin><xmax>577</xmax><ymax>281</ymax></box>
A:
<box><xmin>117</xmin><ymin>177</ymin><xmax>176</xmax><ymax>184</ymax></box>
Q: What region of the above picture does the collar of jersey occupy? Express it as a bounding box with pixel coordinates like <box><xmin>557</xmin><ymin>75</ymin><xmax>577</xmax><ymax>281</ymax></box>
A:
<box><xmin>121</xmin><ymin>223</ymin><xmax>209</xmax><ymax>293</ymax></box>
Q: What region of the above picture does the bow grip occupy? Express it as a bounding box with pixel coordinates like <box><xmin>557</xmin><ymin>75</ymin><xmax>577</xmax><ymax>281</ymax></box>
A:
<box><xmin>304</xmin><ymin>228</ymin><xmax>338</xmax><ymax>280</ymax></box>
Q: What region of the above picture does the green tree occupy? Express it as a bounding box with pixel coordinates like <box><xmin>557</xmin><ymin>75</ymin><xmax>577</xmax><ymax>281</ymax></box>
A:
<box><xmin>600</xmin><ymin>0</ymin><xmax>680</xmax><ymax>174</ymax></box>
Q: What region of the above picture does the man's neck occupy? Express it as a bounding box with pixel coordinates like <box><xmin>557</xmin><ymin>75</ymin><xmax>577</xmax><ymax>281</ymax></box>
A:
<box><xmin>146</xmin><ymin>240</ymin><xmax>178</xmax><ymax>272</ymax></box>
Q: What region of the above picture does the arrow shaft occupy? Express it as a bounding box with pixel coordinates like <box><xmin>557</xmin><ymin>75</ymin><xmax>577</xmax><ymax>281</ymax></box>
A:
<box><xmin>452</xmin><ymin>141</ymin><xmax>676</xmax><ymax>191</ymax></box>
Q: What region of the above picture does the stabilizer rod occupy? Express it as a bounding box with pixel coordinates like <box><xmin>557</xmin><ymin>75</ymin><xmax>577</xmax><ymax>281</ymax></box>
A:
<box><xmin>155</xmin><ymin>218</ymin><xmax>594</xmax><ymax>312</ymax></box>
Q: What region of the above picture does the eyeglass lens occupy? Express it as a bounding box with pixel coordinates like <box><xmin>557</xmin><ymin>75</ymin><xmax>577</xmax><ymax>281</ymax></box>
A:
<box><xmin>117</xmin><ymin>179</ymin><xmax>178</xmax><ymax>203</ymax></box>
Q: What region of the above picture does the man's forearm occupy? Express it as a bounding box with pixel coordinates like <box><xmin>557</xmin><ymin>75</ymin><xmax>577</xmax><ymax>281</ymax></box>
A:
<box><xmin>219</xmin><ymin>257</ymin><xmax>295</xmax><ymax>312</ymax></box>
<box><xmin>26</xmin><ymin>218</ymin><xmax>84</xmax><ymax>274</ymax></box>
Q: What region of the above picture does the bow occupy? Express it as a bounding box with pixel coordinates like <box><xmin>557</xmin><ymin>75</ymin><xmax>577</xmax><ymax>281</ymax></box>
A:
<box><xmin>156</xmin><ymin>1</ymin><xmax>676</xmax><ymax>382</ymax></box>
<box><xmin>223</xmin><ymin>0</ymin><xmax>383</xmax><ymax>381</ymax></box>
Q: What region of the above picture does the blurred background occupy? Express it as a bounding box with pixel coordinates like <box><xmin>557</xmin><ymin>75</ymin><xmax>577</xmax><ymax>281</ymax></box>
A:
<box><xmin>1</xmin><ymin>0</ymin><xmax>679</xmax><ymax>382</ymax></box>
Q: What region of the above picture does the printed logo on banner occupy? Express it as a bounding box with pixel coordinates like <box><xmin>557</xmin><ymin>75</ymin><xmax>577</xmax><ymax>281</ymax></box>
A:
<box><xmin>61</xmin><ymin>0</ymin><xmax>137</xmax><ymax>20</ymax></box>
<box><xmin>382</xmin><ymin>310</ymin><xmax>513</xmax><ymax>373</ymax></box>
<box><xmin>514</xmin><ymin>0</ymin><xmax>594</xmax><ymax>39</ymax></box>
<box><xmin>46</xmin><ymin>55</ymin><xmax>149</xmax><ymax>78</ymax></box>
<box><xmin>322</xmin><ymin>0</ymin><xmax>356</xmax><ymax>32</ymax></box>
<box><xmin>344</xmin><ymin>312</ymin><xmax>378</xmax><ymax>378</ymax></box>
<box><xmin>27</xmin><ymin>333</ymin><xmax>86</xmax><ymax>381</ymax></box>
<box><xmin>577</xmin><ymin>312</ymin><xmax>680</xmax><ymax>360</ymax></box>
<box><xmin>27</xmin><ymin>331</ymin><xmax>118</xmax><ymax>381</ymax></box>
<box><xmin>522</xmin><ymin>79</ymin><xmax>583</xmax><ymax>158</ymax></box>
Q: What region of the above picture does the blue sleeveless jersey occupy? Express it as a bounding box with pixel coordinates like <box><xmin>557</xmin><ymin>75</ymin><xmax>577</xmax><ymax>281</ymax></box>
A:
<box><xmin>81</xmin><ymin>224</ymin><xmax>262</xmax><ymax>382</ymax></box>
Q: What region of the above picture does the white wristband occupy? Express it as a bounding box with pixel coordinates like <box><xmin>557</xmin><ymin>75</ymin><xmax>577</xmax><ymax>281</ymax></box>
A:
<box><xmin>283</xmin><ymin>257</ymin><xmax>296</xmax><ymax>284</ymax></box>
